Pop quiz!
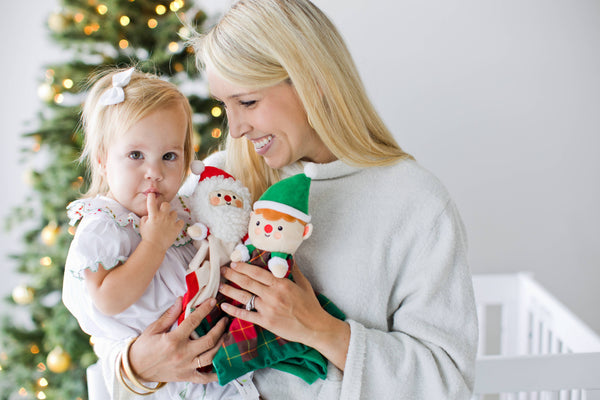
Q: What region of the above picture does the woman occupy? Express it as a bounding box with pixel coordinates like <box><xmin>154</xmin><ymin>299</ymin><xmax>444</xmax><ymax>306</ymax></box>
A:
<box><xmin>97</xmin><ymin>0</ymin><xmax>478</xmax><ymax>398</ymax></box>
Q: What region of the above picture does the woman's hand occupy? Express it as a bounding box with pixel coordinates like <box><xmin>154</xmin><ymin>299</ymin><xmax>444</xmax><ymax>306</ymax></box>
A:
<box><xmin>219</xmin><ymin>262</ymin><xmax>350</xmax><ymax>370</ymax></box>
<box><xmin>128</xmin><ymin>297</ymin><xmax>227</xmax><ymax>384</ymax></box>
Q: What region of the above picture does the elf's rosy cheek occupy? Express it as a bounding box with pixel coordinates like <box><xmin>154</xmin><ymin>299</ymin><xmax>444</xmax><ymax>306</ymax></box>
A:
<box><xmin>254</xmin><ymin>227</ymin><xmax>262</xmax><ymax>235</ymax></box>
<box><xmin>210</xmin><ymin>196</ymin><xmax>220</xmax><ymax>206</ymax></box>
<box><xmin>273</xmin><ymin>232</ymin><xmax>282</xmax><ymax>240</ymax></box>
<box><xmin>234</xmin><ymin>199</ymin><xmax>243</xmax><ymax>208</ymax></box>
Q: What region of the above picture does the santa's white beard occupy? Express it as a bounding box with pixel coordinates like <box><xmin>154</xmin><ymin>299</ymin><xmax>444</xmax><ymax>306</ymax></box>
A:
<box><xmin>198</xmin><ymin>205</ymin><xmax>250</xmax><ymax>243</ymax></box>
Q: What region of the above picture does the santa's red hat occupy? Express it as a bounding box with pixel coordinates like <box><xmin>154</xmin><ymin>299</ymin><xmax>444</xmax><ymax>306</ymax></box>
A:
<box><xmin>191</xmin><ymin>160</ymin><xmax>235</xmax><ymax>183</ymax></box>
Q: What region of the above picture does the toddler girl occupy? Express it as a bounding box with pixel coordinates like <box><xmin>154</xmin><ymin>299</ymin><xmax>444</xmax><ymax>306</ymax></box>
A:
<box><xmin>62</xmin><ymin>67</ymin><xmax>256</xmax><ymax>399</ymax></box>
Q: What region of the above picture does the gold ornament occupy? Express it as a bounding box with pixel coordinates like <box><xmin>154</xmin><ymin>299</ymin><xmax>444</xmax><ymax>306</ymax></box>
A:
<box><xmin>41</xmin><ymin>222</ymin><xmax>60</xmax><ymax>246</ymax></box>
<box><xmin>47</xmin><ymin>346</ymin><xmax>71</xmax><ymax>373</ymax></box>
<box><xmin>12</xmin><ymin>285</ymin><xmax>34</xmax><ymax>305</ymax></box>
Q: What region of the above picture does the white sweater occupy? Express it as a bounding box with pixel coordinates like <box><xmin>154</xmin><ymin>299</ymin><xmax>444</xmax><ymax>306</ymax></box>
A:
<box><xmin>98</xmin><ymin>155</ymin><xmax>478</xmax><ymax>400</ymax></box>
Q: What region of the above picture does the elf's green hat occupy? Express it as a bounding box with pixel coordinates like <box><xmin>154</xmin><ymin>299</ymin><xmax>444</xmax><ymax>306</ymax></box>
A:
<box><xmin>253</xmin><ymin>173</ymin><xmax>311</xmax><ymax>223</ymax></box>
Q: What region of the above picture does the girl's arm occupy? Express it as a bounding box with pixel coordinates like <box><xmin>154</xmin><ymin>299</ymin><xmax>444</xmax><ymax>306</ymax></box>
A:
<box><xmin>84</xmin><ymin>194</ymin><xmax>184</xmax><ymax>315</ymax></box>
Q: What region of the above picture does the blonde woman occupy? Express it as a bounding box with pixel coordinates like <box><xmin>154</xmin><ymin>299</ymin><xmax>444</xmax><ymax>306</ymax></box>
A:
<box><xmin>100</xmin><ymin>1</ymin><xmax>478</xmax><ymax>399</ymax></box>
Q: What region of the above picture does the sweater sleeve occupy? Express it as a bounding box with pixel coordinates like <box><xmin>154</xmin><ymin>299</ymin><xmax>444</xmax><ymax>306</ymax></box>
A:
<box><xmin>340</xmin><ymin>200</ymin><xmax>478</xmax><ymax>400</ymax></box>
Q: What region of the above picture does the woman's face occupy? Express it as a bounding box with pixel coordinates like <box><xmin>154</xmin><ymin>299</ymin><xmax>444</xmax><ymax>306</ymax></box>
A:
<box><xmin>207</xmin><ymin>68</ymin><xmax>336</xmax><ymax>169</ymax></box>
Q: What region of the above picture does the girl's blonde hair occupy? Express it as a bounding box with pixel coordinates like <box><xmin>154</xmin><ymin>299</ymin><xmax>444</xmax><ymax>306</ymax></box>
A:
<box><xmin>192</xmin><ymin>0</ymin><xmax>412</xmax><ymax>200</ymax></box>
<box><xmin>80</xmin><ymin>67</ymin><xmax>194</xmax><ymax>197</ymax></box>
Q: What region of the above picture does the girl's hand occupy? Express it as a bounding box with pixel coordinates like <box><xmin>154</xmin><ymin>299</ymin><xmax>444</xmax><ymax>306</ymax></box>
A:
<box><xmin>140</xmin><ymin>193</ymin><xmax>184</xmax><ymax>252</ymax></box>
<box><xmin>129</xmin><ymin>297</ymin><xmax>227</xmax><ymax>384</ymax></box>
<box><xmin>219</xmin><ymin>262</ymin><xmax>350</xmax><ymax>370</ymax></box>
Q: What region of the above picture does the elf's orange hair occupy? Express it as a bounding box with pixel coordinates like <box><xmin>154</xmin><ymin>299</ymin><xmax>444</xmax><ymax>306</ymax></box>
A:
<box><xmin>254</xmin><ymin>208</ymin><xmax>306</xmax><ymax>225</ymax></box>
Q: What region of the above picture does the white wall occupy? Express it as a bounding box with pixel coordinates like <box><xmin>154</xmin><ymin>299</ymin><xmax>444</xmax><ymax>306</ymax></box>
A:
<box><xmin>2</xmin><ymin>0</ymin><xmax>599</xmax><ymax>334</ymax></box>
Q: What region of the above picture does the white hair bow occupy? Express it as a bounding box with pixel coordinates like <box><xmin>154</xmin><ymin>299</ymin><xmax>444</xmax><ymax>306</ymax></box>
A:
<box><xmin>98</xmin><ymin>68</ymin><xmax>135</xmax><ymax>106</ymax></box>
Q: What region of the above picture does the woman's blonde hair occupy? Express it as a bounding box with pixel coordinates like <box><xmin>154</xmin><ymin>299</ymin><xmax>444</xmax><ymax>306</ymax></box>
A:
<box><xmin>193</xmin><ymin>0</ymin><xmax>412</xmax><ymax>200</ymax></box>
<box><xmin>80</xmin><ymin>67</ymin><xmax>194</xmax><ymax>197</ymax></box>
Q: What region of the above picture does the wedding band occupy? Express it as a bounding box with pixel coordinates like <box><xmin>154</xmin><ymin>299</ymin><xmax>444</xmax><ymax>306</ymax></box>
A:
<box><xmin>245</xmin><ymin>294</ymin><xmax>256</xmax><ymax>311</ymax></box>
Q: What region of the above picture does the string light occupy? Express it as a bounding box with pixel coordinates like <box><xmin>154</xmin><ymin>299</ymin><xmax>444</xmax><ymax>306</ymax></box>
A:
<box><xmin>40</xmin><ymin>257</ymin><xmax>53</xmax><ymax>267</ymax></box>
<box><xmin>38</xmin><ymin>378</ymin><xmax>48</xmax><ymax>387</ymax></box>
<box><xmin>97</xmin><ymin>4</ymin><xmax>108</xmax><ymax>15</ymax></box>
<box><xmin>62</xmin><ymin>79</ymin><xmax>73</xmax><ymax>89</ymax></box>
<box><xmin>148</xmin><ymin>18</ymin><xmax>158</xmax><ymax>28</ymax></box>
<box><xmin>155</xmin><ymin>5</ymin><xmax>167</xmax><ymax>15</ymax></box>
<box><xmin>68</xmin><ymin>226</ymin><xmax>77</xmax><ymax>236</ymax></box>
<box><xmin>211</xmin><ymin>128</ymin><xmax>222</xmax><ymax>138</ymax></box>
<box><xmin>170</xmin><ymin>1</ymin><xmax>182</xmax><ymax>12</ymax></box>
<box><xmin>37</xmin><ymin>363</ymin><xmax>47</xmax><ymax>372</ymax></box>
<box><xmin>74</xmin><ymin>13</ymin><xmax>84</xmax><ymax>23</ymax></box>
<box><xmin>30</xmin><ymin>345</ymin><xmax>40</xmax><ymax>354</ymax></box>
<box><xmin>120</xmin><ymin>15</ymin><xmax>130</xmax><ymax>26</ymax></box>
<box><xmin>168</xmin><ymin>42</ymin><xmax>179</xmax><ymax>53</ymax></box>
<box><xmin>54</xmin><ymin>93</ymin><xmax>64</xmax><ymax>104</ymax></box>
<box><xmin>173</xmin><ymin>62</ymin><xmax>184</xmax><ymax>73</ymax></box>
<box><xmin>119</xmin><ymin>39</ymin><xmax>129</xmax><ymax>49</ymax></box>
<box><xmin>211</xmin><ymin>106</ymin><xmax>222</xmax><ymax>118</ymax></box>
<box><xmin>37</xmin><ymin>392</ymin><xmax>47</xmax><ymax>400</ymax></box>
<box><xmin>18</xmin><ymin>388</ymin><xmax>27</xmax><ymax>397</ymax></box>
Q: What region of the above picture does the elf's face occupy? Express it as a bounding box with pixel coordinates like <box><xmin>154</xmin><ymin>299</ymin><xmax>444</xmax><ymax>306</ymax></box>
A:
<box><xmin>100</xmin><ymin>104</ymin><xmax>187</xmax><ymax>217</ymax></box>
<box><xmin>248</xmin><ymin>212</ymin><xmax>312</xmax><ymax>255</ymax></box>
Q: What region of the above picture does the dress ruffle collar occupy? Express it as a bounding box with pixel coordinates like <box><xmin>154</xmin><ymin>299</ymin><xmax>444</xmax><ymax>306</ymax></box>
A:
<box><xmin>67</xmin><ymin>195</ymin><xmax>193</xmax><ymax>247</ymax></box>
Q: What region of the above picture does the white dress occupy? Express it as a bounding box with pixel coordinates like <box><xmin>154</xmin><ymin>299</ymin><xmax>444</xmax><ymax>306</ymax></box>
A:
<box><xmin>63</xmin><ymin>195</ymin><xmax>255</xmax><ymax>399</ymax></box>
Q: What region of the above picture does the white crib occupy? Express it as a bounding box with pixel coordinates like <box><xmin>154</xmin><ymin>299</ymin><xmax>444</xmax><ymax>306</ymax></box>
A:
<box><xmin>472</xmin><ymin>273</ymin><xmax>600</xmax><ymax>400</ymax></box>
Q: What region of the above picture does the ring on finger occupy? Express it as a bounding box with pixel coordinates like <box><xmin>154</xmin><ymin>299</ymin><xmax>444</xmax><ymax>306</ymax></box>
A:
<box><xmin>245</xmin><ymin>294</ymin><xmax>256</xmax><ymax>311</ymax></box>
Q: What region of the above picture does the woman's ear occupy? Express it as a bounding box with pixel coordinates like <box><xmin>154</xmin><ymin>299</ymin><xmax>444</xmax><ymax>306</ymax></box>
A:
<box><xmin>302</xmin><ymin>223</ymin><xmax>313</xmax><ymax>240</ymax></box>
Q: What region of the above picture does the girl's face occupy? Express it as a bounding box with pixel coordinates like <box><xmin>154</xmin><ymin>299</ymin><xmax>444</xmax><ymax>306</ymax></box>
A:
<box><xmin>100</xmin><ymin>104</ymin><xmax>187</xmax><ymax>217</ymax></box>
<box><xmin>207</xmin><ymin>68</ymin><xmax>336</xmax><ymax>169</ymax></box>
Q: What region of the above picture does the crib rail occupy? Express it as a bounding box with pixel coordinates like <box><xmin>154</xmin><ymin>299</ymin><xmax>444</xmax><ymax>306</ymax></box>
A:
<box><xmin>472</xmin><ymin>273</ymin><xmax>600</xmax><ymax>399</ymax></box>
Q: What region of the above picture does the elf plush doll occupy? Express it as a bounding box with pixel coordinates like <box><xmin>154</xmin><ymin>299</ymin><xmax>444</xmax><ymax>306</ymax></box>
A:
<box><xmin>207</xmin><ymin>173</ymin><xmax>345</xmax><ymax>385</ymax></box>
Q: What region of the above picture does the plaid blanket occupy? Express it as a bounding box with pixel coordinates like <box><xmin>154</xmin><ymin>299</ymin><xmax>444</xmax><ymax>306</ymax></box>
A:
<box><xmin>193</xmin><ymin>250</ymin><xmax>345</xmax><ymax>385</ymax></box>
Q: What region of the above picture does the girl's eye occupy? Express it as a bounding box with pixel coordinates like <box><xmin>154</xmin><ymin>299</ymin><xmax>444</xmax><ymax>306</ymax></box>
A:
<box><xmin>163</xmin><ymin>152</ymin><xmax>177</xmax><ymax>161</ymax></box>
<box><xmin>278</xmin><ymin>226</ymin><xmax>283</xmax><ymax>231</ymax></box>
<box><xmin>129</xmin><ymin>151</ymin><xmax>143</xmax><ymax>160</ymax></box>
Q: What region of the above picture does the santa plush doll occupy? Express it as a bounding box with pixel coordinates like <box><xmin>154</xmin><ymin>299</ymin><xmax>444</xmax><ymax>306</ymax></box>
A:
<box><xmin>179</xmin><ymin>161</ymin><xmax>252</xmax><ymax>330</ymax></box>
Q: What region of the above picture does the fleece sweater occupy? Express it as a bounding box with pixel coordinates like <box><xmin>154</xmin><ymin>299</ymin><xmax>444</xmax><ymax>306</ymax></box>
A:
<box><xmin>97</xmin><ymin>155</ymin><xmax>478</xmax><ymax>400</ymax></box>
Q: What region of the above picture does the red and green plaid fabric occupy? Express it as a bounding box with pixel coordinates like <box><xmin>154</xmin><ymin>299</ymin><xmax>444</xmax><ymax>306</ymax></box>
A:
<box><xmin>193</xmin><ymin>249</ymin><xmax>345</xmax><ymax>386</ymax></box>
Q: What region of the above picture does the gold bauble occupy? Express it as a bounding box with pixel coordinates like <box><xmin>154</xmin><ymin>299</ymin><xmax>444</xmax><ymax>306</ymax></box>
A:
<box><xmin>41</xmin><ymin>222</ymin><xmax>60</xmax><ymax>246</ymax></box>
<box><xmin>12</xmin><ymin>285</ymin><xmax>34</xmax><ymax>305</ymax></box>
<box><xmin>47</xmin><ymin>346</ymin><xmax>71</xmax><ymax>373</ymax></box>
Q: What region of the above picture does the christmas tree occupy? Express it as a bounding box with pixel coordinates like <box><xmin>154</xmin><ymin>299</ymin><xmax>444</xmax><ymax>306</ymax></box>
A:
<box><xmin>0</xmin><ymin>1</ymin><xmax>225</xmax><ymax>398</ymax></box>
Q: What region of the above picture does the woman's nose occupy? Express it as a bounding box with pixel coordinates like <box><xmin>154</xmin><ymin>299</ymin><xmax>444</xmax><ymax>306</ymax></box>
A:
<box><xmin>226</xmin><ymin>110</ymin><xmax>251</xmax><ymax>139</ymax></box>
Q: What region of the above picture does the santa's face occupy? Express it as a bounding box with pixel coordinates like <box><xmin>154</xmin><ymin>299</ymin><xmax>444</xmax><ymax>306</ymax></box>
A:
<box><xmin>249</xmin><ymin>212</ymin><xmax>309</xmax><ymax>254</ymax></box>
<box><xmin>209</xmin><ymin>190</ymin><xmax>244</xmax><ymax>209</ymax></box>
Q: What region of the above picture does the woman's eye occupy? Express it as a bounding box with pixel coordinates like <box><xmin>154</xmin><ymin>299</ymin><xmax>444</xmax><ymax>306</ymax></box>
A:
<box><xmin>129</xmin><ymin>151</ymin><xmax>143</xmax><ymax>160</ymax></box>
<box><xmin>163</xmin><ymin>152</ymin><xmax>177</xmax><ymax>161</ymax></box>
<box><xmin>240</xmin><ymin>100</ymin><xmax>256</xmax><ymax>107</ymax></box>
<box><xmin>278</xmin><ymin>226</ymin><xmax>283</xmax><ymax>231</ymax></box>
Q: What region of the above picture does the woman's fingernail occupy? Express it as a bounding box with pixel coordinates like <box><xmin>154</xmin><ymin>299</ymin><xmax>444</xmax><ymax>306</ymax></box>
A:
<box><xmin>230</xmin><ymin>262</ymin><xmax>238</xmax><ymax>269</ymax></box>
<box><xmin>209</xmin><ymin>298</ymin><xmax>216</xmax><ymax>307</ymax></box>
